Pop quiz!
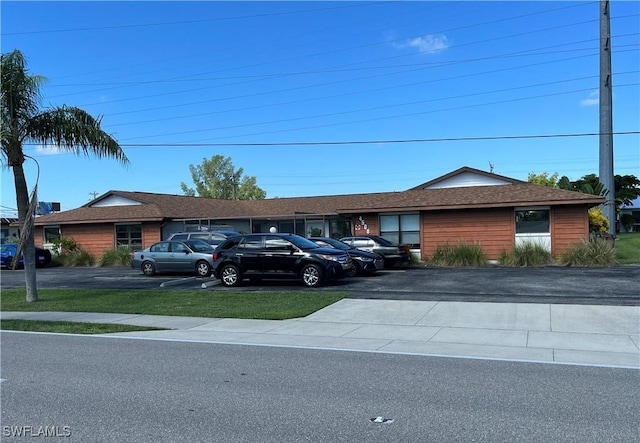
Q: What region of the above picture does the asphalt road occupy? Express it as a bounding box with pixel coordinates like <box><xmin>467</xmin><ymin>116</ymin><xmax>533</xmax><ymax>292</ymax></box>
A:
<box><xmin>1</xmin><ymin>265</ymin><xmax>638</xmax><ymax>306</ymax></box>
<box><xmin>2</xmin><ymin>333</ymin><xmax>638</xmax><ymax>443</ymax></box>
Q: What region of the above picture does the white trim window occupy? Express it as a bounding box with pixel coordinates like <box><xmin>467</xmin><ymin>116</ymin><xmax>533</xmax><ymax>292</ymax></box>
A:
<box><xmin>515</xmin><ymin>208</ymin><xmax>550</xmax><ymax>233</ymax></box>
<box><xmin>515</xmin><ymin>208</ymin><xmax>551</xmax><ymax>251</ymax></box>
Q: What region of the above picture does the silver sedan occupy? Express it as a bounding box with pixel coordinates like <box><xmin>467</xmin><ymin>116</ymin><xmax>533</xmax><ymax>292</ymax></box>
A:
<box><xmin>130</xmin><ymin>240</ymin><xmax>215</xmax><ymax>277</ymax></box>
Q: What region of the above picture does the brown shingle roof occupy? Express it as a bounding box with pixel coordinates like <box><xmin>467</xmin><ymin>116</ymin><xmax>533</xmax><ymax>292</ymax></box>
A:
<box><xmin>34</xmin><ymin>181</ymin><xmax>603</xmax><ymax>226</ymax></box>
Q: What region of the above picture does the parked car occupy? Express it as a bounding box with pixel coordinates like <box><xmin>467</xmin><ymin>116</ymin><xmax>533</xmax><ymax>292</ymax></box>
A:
<box><xmin>339</xmin><ymin>235</ymin><xmax>411</xmax><ymax>268</ymax></box>
<box><xmin>0</xmin><ymin>244</ymin><xmax>52</xmax><ymax>269</ymax></box>
<box><xmin>130</xmin><ymin>240</ymin><xmax>216</xmax><ymax>277</ymax></box>
<box><xmin>165</xmin><ymin>230</ymin><xmax>242</xmax><ymax>247</ymax></box>
<box><xmin>308</xmin><ymin>237</ymin><xmax>384</xmax><ymax>275</ymax></box>
<box><xmin>212</xmin><ymin>233</ymin><xmax>354</xmax><ymax>287</ymax></box>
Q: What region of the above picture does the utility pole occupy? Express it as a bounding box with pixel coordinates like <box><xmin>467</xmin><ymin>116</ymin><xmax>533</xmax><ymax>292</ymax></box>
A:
<box><xmin>599</xmin><ymin>0</ymin><xmax>615</xmax><ymax>235</ymax></box>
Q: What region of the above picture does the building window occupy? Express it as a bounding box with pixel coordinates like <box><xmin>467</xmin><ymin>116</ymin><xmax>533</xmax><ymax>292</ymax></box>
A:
<box><xmin>632</xmin><ymin>211</ymin><xmax>640</xmax><ymax>231</ymax></box>
<box><xmin>115</xmin><ymin>224</ymin><xmax>142</xmax><ymax>248</ymax></box>
<box><xmin>43</xmin><ymin>226</ymin><xmax>61</xmax><ymax>244</ymax></box>
<box><xmin>515</xmin><ymin>209</ymin><xmax>550</xmax><ymax>233</ymax></box>
<box><xmin>380</xmin><ymin>214</ymin><xmax>420</xmax><ymax>247</ymax></box>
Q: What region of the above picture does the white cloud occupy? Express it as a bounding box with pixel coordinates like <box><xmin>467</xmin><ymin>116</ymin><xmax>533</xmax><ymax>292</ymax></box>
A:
<box><xmin>395</xmin><ymin>34</ymin><xmax>450</xmax><ymax>55</ymax></box>
<box><xmin>35</xmin><ymin>143</ymin><xmax>62</xmax><ymax>156</ymax></box>
<box><xmin>580</xmin><ymin>90</ymin><xmax>599</xmax><ymax>106</ymax></box>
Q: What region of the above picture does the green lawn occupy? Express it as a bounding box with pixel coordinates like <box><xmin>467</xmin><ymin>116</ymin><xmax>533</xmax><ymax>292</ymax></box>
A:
<box><xmin>0</xmin><ymin>319</ymin><xmax>166</xmax><ymax>334</ymax></box>
<box><xmin>0</xmin><ymin>288</ymin><xmax>347</xmax><ymax>320</ymax></box>
<box><xmin>615</xmin><ymin>232</ymin><xmax>640</xmax><ymax>265</ymax></box>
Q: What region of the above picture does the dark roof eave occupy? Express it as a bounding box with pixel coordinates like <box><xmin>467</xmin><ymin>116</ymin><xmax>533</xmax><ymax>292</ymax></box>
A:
<box><xmin>34</xmin><ymin>216</ymin><xmax>165</xmax><ymax>226</ymax></box>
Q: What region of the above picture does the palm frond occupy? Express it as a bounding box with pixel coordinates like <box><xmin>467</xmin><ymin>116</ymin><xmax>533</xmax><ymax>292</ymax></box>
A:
<box><xmin>25</xmin><ymin>106</ymin><xmax>129</xmax><ymax>165</ymax></box>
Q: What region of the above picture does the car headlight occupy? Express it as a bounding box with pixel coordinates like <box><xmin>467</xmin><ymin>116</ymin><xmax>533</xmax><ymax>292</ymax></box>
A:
<box><xmin>318</xmin><ymin>254</ymin><xmax>339</xmax><ymax>262</ymax></box>
<box><xmin>354</xmin><ymin>256</ymin><xmax>373</xmax><ymax>262</ymax></box>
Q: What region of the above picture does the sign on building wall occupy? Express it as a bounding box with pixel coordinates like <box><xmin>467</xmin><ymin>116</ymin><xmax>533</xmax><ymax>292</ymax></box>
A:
<box><xmin>36</xmin><ymin>202</ymin><xmax>61</xmax><ymax>215</ymax></box>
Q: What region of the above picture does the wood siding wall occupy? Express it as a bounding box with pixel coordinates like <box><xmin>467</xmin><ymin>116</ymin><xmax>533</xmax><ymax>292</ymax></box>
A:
<box><xmin>32</xmin><ymin>206</ymin><xmax>590</xmax><ymax>261</ymax></box>
<box><xmin>421</xmin><ymin>208</ymin><xmax>514</xmax><ymax>260</ymax></box>
<box><xmin>551</xmin><ymin>205</ymin><xmax>590</xmax><ymax>255</ymax></box>
<box><xmin>351</xmin><ymin>213</ymin><xmax>379</xmax><ymax>236</ymax></box>
<box><xmin>58</xmin><ymin>224</ymin><xmax>116</xmax><ymax>258</ymax></box>
<box><xmin>141</xmin><ymin>222</ymin><xmax>162</xmax><ymax>247</ymax></box>
<box><xmin>35</xmin><ymin>222</ymin><xmax>163</xmax><ymax>258</ymax></box>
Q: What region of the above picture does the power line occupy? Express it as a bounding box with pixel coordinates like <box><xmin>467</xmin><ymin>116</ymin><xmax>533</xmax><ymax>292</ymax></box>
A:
<box><xmin>42</xmin><ymin>4</ymin><xmax>612</xmax><ymax>99</ymax></box>
<box><xmin>3</xmin><ymin>1</ymin><xmax>391</xmax><ymax>36</ymax></box>
<box><xmin>119</xmin><ymin>82</ymin><xmax>640</xmax><ymax>142</ymax></box>
<box><xmin>107</xmin><ymin>130</ymin><xmax>639</xmax><ymax>148</ymax></box>
<box><xmin>104</xmin><ymin>67</ymin><xmax>639</xmax><ymax>130</ymax></box>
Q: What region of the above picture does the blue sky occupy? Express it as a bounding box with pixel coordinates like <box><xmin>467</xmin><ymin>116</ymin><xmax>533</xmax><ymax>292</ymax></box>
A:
<box><xmin>1</xmin><ymin>1</ymin><xmax>639</xmax><ymax>216</ymax></box>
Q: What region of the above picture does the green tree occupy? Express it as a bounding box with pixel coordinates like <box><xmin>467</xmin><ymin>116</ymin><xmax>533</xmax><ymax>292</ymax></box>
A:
<box><xmin>181</xmin><ymin>155</ymin><xmax>266</xmax><ymax>200</ymax></box>
<box><xmin>1</xmin><ymin>50</ymin><xmax>129</xmax><ymax>302</ymax></box>
<box><xmin>558</xmin><ymin>173</ymin><xmax>639</xmax><ymax>206</ymax></box>
<box><xmin>527</xmin><ymin>172</ymin><xmax>559</xmax><ymax>187</ymax></box>
<box><xmin>614</xmin><ymin>174</ymin><xmax>640</xmax><ymax>207</ymax></box>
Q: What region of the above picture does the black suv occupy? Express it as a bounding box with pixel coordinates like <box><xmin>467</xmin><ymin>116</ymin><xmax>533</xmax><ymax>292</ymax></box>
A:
<box><xmin>212</xmin><ymin>233</ymin><xmax>354</xmax><ymax>287</ymax></box>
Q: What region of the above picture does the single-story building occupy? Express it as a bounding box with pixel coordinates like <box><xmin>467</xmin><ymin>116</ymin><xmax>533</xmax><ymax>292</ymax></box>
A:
<box><xmin>619</xmin><ymin>196</ymin><xmax>640</xmax><ymax>232</ymax></box>
<box><xmin>32</xmin><ymin>167</ymin><xmax>604</xmax><ymax>260</ymax></box>
<box><xmin>1</xmin><ymin>217</ymin><xmax>19</xmax><ymax>244</ymax></box>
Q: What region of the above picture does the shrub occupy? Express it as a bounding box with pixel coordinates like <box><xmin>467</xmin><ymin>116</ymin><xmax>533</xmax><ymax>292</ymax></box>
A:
<box><xmin>99</xmin><ymin>246</ymin><xmax>133</xmax><ymax>266</ymax></box>
<box><xmin>499</xmin><ymin>241</ymin><xmax>553</xmax><ymax>266</ymax></box>
<box><xmin>431</xmin><ymin>241</ymin><xmax>487</xmax><ymax>267</ymax></box>
<box><xmin>50</xmin><ymin>236</ymin><xmax>80</xmax><ymax>255</ymax></box>
<box><xmin>588</xmin><ymin>207</ymin><xmax>609</xmax><ymax>233</ymax></box>
<box><xmin>559</xmin><ymin>238</ymin><xmax>617</xmax><ymax>266</ymax></box>
<box><xmin>49</xmin><ymin>236</ymin><xmax>94</xmax><ymax>266</ymax></box>
<box><xmin>57</xmin><ymin>248</ymin><xmax>95</xmax><ymax>267</ymax></box>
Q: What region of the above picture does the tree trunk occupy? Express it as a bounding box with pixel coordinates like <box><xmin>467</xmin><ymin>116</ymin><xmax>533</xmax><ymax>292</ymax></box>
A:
<box><xmin>12</xmin><ymin>163</ymin><xmax>38</xmax><ymax>302</ymax></box>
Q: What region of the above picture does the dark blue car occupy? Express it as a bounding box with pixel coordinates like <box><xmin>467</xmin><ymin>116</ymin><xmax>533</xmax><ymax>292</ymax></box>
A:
<box><xmin>0</xmin><ymin>244</ymin><xmax>52</xmax><ymax>269</ymax></box>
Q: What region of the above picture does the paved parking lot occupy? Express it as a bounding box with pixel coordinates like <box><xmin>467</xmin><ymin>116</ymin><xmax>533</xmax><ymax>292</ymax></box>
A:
<box><xmin>1</xmin><ymin>265</ymin><xmax>638</xmax><ymax>306</ymax></box>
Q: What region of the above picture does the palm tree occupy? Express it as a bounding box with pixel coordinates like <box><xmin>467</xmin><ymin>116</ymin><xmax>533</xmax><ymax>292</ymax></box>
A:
<box><xmin>1</xmin><ymin>49</ymin><xmax>129</xmax><ymax>302</ymax></box>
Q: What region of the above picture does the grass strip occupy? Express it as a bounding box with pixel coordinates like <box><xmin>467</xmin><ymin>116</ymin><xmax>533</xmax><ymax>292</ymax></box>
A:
<box><xmin>0</xmin><ymin>288</ymin><xmax>347</xmax><ymax>320</ymax></box>
<box><xmin>615</xmin><ymin>233</ymin><xmax>640</xmax><ymax>265</ymax></box>
<box><xmin>0</xmin><ymin>319</ymin><xmax>167</xmax><ymax>334</ymax></box>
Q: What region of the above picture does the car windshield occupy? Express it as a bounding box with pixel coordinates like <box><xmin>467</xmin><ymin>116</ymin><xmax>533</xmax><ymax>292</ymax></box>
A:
<box><xmin>316</xmin><ymin>238</ymin><xmax>349</xmax><ymax>250</ymax></box>
<box><xmin>286</xmin><ymin>235</ymin><xmax>320</xmax><ymax>249</ymax></box>
<box><xmin>184</xmin><ymin>240</ymin><xmax>214</xmax><ymax>252</ymax></box>
<box><xmin>369</xmin><ymin>235</ymin><xmax>396</xmax><ymax>246</ymax></box>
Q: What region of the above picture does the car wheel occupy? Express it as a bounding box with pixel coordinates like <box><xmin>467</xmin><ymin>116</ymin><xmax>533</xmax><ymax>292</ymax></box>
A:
<box><xmin>220</xmin><ymin>264</ymin><xmax>241</xmax><ymax>287</ymax></box>
<box><xmin>5</xmin><ymin>257</ymin><xmax>13</xmax><ymax>270</ymax></box>
<box><xmin>195</xmin><ymin>260</ymin><xmax>212</xmax><ymax>277</ymax></box>
<box><xmin>141</xmin><ymin>261</ymin><xmax>156</xmax><ymax>276</ymax></box>
<box><xmin>301</xmin><ymin>264</ymin><xmax>323</xmax><ymax>287</ymax></box>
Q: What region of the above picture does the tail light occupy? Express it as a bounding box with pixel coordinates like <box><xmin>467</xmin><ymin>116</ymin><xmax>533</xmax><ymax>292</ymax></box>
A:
<box><xmin>212</xmin><ymin>252</ymin><xmax>219</xmax><ymax>261</ymax></box>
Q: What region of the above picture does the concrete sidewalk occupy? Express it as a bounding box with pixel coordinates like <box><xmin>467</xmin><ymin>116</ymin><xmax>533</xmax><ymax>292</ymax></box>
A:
<box><xmin>2</xmin><ymin>300</ymin><xmax>639</xmax><ymax>368</ymax></box>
